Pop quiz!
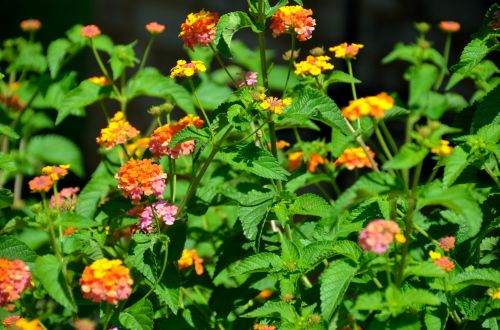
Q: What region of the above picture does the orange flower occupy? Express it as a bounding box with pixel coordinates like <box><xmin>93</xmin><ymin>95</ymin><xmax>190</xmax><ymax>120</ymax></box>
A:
<box><xmin>177</xmin><ymin>114</ymin><xmax>205</xmax><ymax>128</ymax></box>
<box><xmin>79</xmin><ymin>258</ymin><xmax>133</xmax><ymax>305</ymax></box>
<box><xmin>73</xmin><ymin>319</ymin><xmax>95</xmax><ymax>330</ymax></box>
<box><xmin>288</xmin><ymin>151</ymin><xmax>304</xmax><ymax>171</ymax></box>
<box><xmin>28</xmin><ymin>175</ymin><xmax>53</xmax><ymax>193</ymax></box>
<box><xmin>42</xmin><ymin>164</ymin><xmax>70</xmax><ymax>182</ymax></box>
<box><xmin>81</xmin><ymin>25</ymin><xmax>101</xmax><ymax>38</ymax></box>
<box><xmin>260</xmin><ymin>96</ymin><xmax>292</xmax><ymax>115</ymax></box>
<box><xmin>2</xmin><ymin>315</ymin><xmax>21</xmax><ymax>326</ymax></box>
<box><xmin>0</xmin><ymin>95</ymin><xmax>25</xmax><ymax>112</ymax></box>
<box><xmin>434</xmin><ymin>256</ymin><xmax>455</xmax><ymax>272</ymax></box>
<box><xmin>87</xmin><ymin>76</ymin><xmax>110</xmax><ymax>86</ymax></box>
<box><xmin>270</xmin><ymin>6</ymin><xmax>316</xmax><ymax>41</ymax></box>
<box><xmin>170</xmin><ymin>60</ymin><xmax>207</xmax><ymax>78</ymax></box>
<box><xmin>63</xmin><ymin>226</ymin><xmax>78</xmax><ymax>236</ymax></box>
<box><xmin>439</xmin><ymin>21</ymin><xmax>460</xmax><ymax>33</ymax></box>
<box><xmin>12</xmin><ymin>318</ymin><xmax>43</xmax><ymax>330</ymax></box>
<box><xmin>254</xmin><ymin>324</ymin><xmax>277</xmax><ymax>330</ymax></box>
<box><xmin>341</xmin><ymin>93</ymin><xmax>394</xmax><ymax>121</ymax></box>
<box><xmin>126</xmin><ymin>137</ymin><xmax>150</xmax><ymax>158</ymax></box>
<box><xmin>178</xmin><ymin>249</ymin><xmax>204</xmax><ymax>275</ymax></box>
<box><xmin>179</xmin><ymin>10</ymin><xmax>219</xmax><ymax>49</ymax></box>
<box><xmin>329</xmin><ymin>42</ymin><xmax>364</xmax><ymax>59</ymax></box>
<box><xmin>145</xmin><ymin>21</ymin><xmax>165</xmax><ymax>35</ymax></box>
<box><xmin>431</xmin><ymin>140</ymin><xmax>453</xmax><ymax>157</ymax></box>
<box><xmin>20</xmin><ymin>19</ymin><xmax>41</xmax><ymax>32</ymax></box>
<box><xmin>294</xmin><ymin>55</ymin><xmax>334</xmax><ymax>76</ymax></box>
<box><xmin>96</xmin><ymin>111</ymin><xmax>140</xmax><ymax>150</ymax></box>
<box><xmin>334</xmin><ymin>147</ymin><xmax>375</xmax><ymax>170</ymax></box>
<box><xmin>0</xmin><ymin>259</ymin><xmax>32</xmax><ymax>306</ymax></box>
<box><xmin>256</xmin><ymin>289</ymin><xmax>273</xmax><ymax>301</ymax></box>
<box><xmin>275</xmin><ymin>140</ymin><xmax>291</xmax><ymax>150</ymax></box>
<box><xmin>115</xmin><ymin>158</ymin><xmax>167</xmax><ymax>203</ymax></box>
<box><xmin>307</xmin><ymin>153</ymin><xmax>328</xmax><ymax>173</ymax></box>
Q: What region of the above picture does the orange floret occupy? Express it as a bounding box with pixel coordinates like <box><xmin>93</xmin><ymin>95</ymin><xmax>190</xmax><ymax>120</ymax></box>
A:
<box><xmin>329</xmin><ymin>42</ymin><xmax>364</xmax><ymax>59</ymax></box>
<box><xmin>178</xmin><ymin>249</ymin><xmax>204</xmax><ymax>275</ymax></box>
<box><xmin>334</xmin><ymin>147</ymin><xmax>375</xmax><ymax>170</ymax></box>
<box><xmin>179</xmin><ymin>10</ymin><xmax>219</xmax><ymax>49</ymax></box>
<box><xmin>270</xmin><ymin>6</ymin><xmax>316</xmax><ymax>41</ymax></box>
<box><xmin>96</xmin><ymin>111</ymin><xmax>140</xmax><ymax>150</ymax></box>
<box><xmin>341</xmin><ymin>93</ymin><xmax>394</xmax><ymax>121</ymax></box>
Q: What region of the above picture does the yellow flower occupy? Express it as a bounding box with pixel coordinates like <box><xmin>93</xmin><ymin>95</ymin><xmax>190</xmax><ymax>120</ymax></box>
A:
<box><xmin>170</xmin><ymin>60</ymin><xmax>206</xmax><ymax>78</ymax></box>
<box><xmin>96</xmin><ymin>111</ymin><xmax>140</xmax><ymax>150</ymax></box>
<box><xmin>294</xmin><ymin>55</ymin><xmax>334</xmax><ymax>76</ymax></box>
<box><xmin>395</xmin><ymin>233</ymin><xmax>406</xmax><ymax>244</ymax></box>
<box><xmin>431</xmin><ymin>140</ymin><xmax>453</xmax><ymax>157</ymax></box>
<box><xmin>341</xmin><ymin>93</ymin><xmax>394</xmax><ymax>121</ymax></box>
<box><xmin>329</xmin><ymin>42</ymin><xmax>364</xmax><ymax>59</ymax></box>
<box><xmin>41</xmin><ymin>164</ymin><xmax>70</xmax><ymax>182</ymax></box>
<box><xmin>491</xmin><ymin>287</ymin><xmax>500</xmax><ymax>300</ymax></box>
<box><xmin>260</xmin><ymin>96</ymin><xmax>292</xmax><ymax>115</ymax></box>
<box><xmin>88</xmin><ymin>76</ymin><xmax>110</xmax><ymax>86</ymax></box>
<box><xmin>429</xmin><ymin>251</ymin><xmax>442</xmax><ymax>260</ymax></box>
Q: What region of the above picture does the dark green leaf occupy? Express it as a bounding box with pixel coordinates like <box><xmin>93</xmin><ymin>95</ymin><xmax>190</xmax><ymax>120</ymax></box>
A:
<box><xmin>0</xmin><ymin>236</ymin><xmax>37</xmax><ymax>263</ymax></box>
<box><xmin>325</xmin><ymin>70</ymin><xmax>361</xmax><ymax>85</ymax></box>
<box><xmin>47</xmin><ymin>38</ymin><xmax>71</xmax><ymax>78</ymax></box>
<box><xmin>452</xmin><ymin>38</ymin><xmax>492</xmax><ymax>75</ymax></box>
<box><xmin>110</xmin><ymin>42</ymin><xmax>139</xmax><ymax>79</ymax></box>
<box><xmin>0</xmin><ymin>188</ymin><xmax>14</xmax><ymax>209</ymax></box>
<box><xmin>289</xmin><ymin>193</ymin><xmax>333</xmax><ymax>218</ymax></box>
<box><xmin>214</xmin><ymin>12</ymin><xmax>259</xmax><ymax>58</ymax></box>
<box><xmin>231</xmin><ymin>252</ymin><xmax>283</xmax><ymax>276</ymax></box>
<box><xmin>34</xmin><ymin>255</ymin><xmax>75</xmax><ymax>310</ymax></box>
<box><xmin>0</xmin><ymin>124</ymin><xmax>20</xmax><ymax>140</ymax></box>
<box><xmin>242</xmin><ymin>301</ymin><xmax>297</xmax><ymax>321</ymax></box>
<box><xmin>168</xmin><ymin>126</ymin><xmax>210</xmax><ymax>148</ymax></box>
<box><xmin>472</xmin><ymin>85</ymin><xmax>500</xmax><ymax>133</ymax></box>
<box><xmin>442</xmin><ymin>146</ymin><xmax>469</xmax><ymax>187</ymax></box>
<box><xmin>302</xmin><ymin>240</ymin><xmax>362</xmax><ymax>269</ymax></box>
<box><xmin>383</xmin><ymin>143</ymin><xmax>429</xmax><ymax>170</ymax></box>
<box><xmin>119</xmin><ymin>298</ymin><xmax>154</xmax><ymax>330</ymax></box>
<box><xmin>76</xmin><ymin>162</ymin><xmax>117</xmax><ymax>218</ymax></box>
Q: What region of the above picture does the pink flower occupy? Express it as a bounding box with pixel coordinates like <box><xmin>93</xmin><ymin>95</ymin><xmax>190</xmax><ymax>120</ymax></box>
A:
<box><xmin>50</xmin><ymin>187</ymin><xmax>80</xmax><ymax>210</ymax></box>
<box><xmin>145</xmin><ymin>21</ymin><xmax>165</xmax><ymax>35</ymax></box>
<box><xmin>81</xmin><ymin>25</ymin><xmax>101</xmax><ymax>38</ymax></box>
<box><xmin>434</xmin><ymin>257</ymin><xmax>455</xmax><ymax>272</ymax></box>
<box><xmin>0</xmin><ymin>259</ymin><xmax>32</xmax><ymax>306</ymax></box>
<box><xmin>438</xmin><ymin>236</ymin><xmax>455</xmax><ymax>252</ymax></box>
<box><xmin>238</xmin><ymin>72</ymin><xmax>258</xmax><ymax>87</ymax></box>
<box><xmin>359</xmin><ymin>219</ymin><xmax>402</xmax><ymax>255</ymax></box>
<box><xmin>137</xmin><ymin>201</ymin><xmax>178</xmax><ymax>233</ymax></box>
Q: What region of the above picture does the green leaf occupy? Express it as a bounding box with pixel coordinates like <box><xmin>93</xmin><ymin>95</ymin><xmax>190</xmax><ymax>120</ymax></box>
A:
<box><xmin>442</xmin><ymin>146</ymin><xmax>469</xmax><ymax>186</ymax></box>
<box><xmin>285</xmin><ymin>86</ymin><xmax>350</xmax><ymax>135</ymax></box>
<box><xmin>219</xmin><ymin>143</ymin><xmax>290</xmax><ymax>181</ymax></box>
<box><xmin>119</xmin><ymin>298</ymin><xmax>154</xmax><ymax>330</ymax></box>
<box><xmin>450</xmin><ymin>268</ymin><xmax>500</xmax><ymax>293</ymax></box>
<box><xmin>268</xmin><ymin>65</ymin><xmax>299</xmax><ymax>91</ymax></box>
<box><xmin>281</xmin><ymin>239</ymin><xmax>301</xmax><ymax>264</ymax></box>
<box><xmin>242</xmin><ymin>301</ymin><xmax>297</xmax><ymax>321</ymax></box>
<box><xmin>0</xmin><ymin>124</ymin><xmax>20</xmax><ymax>140</ymax></box>
<box><xmin>27</xmin><ymin>134</ymin><xmax>84</xmax><ymax>177</ymax></box>
<box><xmin>289</xmin><ymin>193</ymin><xmax>333</xmax><ymax>218</ymax></box>
<box><xmin>325</xmin><ymin>70</ymin><xmax>361</xmax><ymax>85</ymax></box>
<box><xmin>472</xmin><ymin>85</ymin><xmax>500</xmax><ymax>132</ymax></box>
<box><xmin>56</xmin><ymin>79</ymin><xmax>111</xmax><ymax>125</ymax></box>
<box><xmin>214</xmin><ymin>11</ymin><xmax>258</xmax><ymax>58</ymax></box>
<box><xmin>424</xmin><ymin>306</ymin><xmax>448</xmax><ymax>330</ymax></box>
<box><xmin>34</xmin><ymin>255</ymin><xmax>75</xmax><ymax>311</ymax></box>
<box><xmin>0</xmin><ymin>188</ymin><xmax>14</xmax><ymax>209</ymax></box>
<box><xmin>193</xmin><ymin>80</ymin><xmax>233</xmax><ymax>110</ymax></box>
<box><xmin>47</xmin><ymin>38</ymin><xmax>71</xmax><ymax>78</ymax></box>
<box><xmin>0</xmin><ymin>236</ymin><xmax>37</xmax><ymax>263</ymax></box>
<box><xmin>126</xmin><ymin>68</ymin><xmax>194</xmax><ymax>114</ymax></box>
<box><xmin>382</xmin><ymin>43</ymin><xmax>420</xmax><ymax>65</ymax></box>
<box><xmin>0</xmin><ymin>153</ymin><xmax>16</xmax><ymax>171</ymax></box>
<box><xmin>231</xmin><ymin>252</ymin><xmax>283</xmax><ymax>276</ymax></box>
<box><xmin>452</xmin><ymin>38</ymin><xmax>492</xmax><ymax>75</ymax></box>
<box><xmin>408</xmin><ymin>63</ymin><xmax>439</xmax><ymax>107</ymax></box>
<box><xmin>155</xmin><ymin>264</ymin><xmax>180</xmax><ymax>314</ymax></box>
<box><xmin>63</xmin><ymin>233</ymin><xmax>104</xmax><ymax>260</ymax></box>
<box><xmin>8</xmin><ymin>43</ymin><xmax>47</xmax><ymax>73</ymax></box>
<box><xmin>237</xmin><ymin>190</ymin><xmax>274</xmax><ymax>240</ymax></box>
<box><xmin>302</xmin><ymin>241</ymin><xmax>362</xmax><ymax>269</ymax></box>
<box><xmin>383</xmin><ymin>143</ymin><xmax>429</xmax><ymax>170</ymax></box>
<box><xmin>168</xmin><ymin>126</ymin><xmax>210</xmax><ymax>148</ymax></box>
<box><xmin>404</xmin><ymin>261</ymin><xmax>447</xmax><ymax>279</ymax></box>
<box><xmin>110</xmin><ymin>42</ymin><xmax>139</xmax><ymax>79</ymax></box>
<box><xmin>320</xmin><ymin>259</ymin><xmax>358</xmax><ymax>321</ymax></box>
<box><xmin>76</xmin><ymin>162</ymin><xmax>117</xmax><ymax>218</ymax></box>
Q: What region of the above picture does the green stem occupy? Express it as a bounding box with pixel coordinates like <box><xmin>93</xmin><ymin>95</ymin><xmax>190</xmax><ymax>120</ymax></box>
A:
<box><xmin>282</xmin><ymin>33</ymin><xmax>296</xmax><ymax>96</ymax></box>
<box><xmin>346</xmin><ymin>58</ymin><xmax>357</xmax><ymax>100</ymax></box>
<box><xmin>139</xmin><ymin>36</ymin><xmax>155</xmax><ymax>72</ymax></box>
<box><xmin>90</xmin><ymin>40</ymin><xmax>120</xmax><ymax>97</ymax></box>
<box><xmin>343</xmin><ymin>117</ymin><xmax>379</xmax><ymax>172</ymax></box>
<box><xmin>143</xmin><ymin>236</ymin><xmax>169</xmax><ymax>300</ymax></box>
<box><xmin>209</xmin><ymin>43</ymin><xmax>237</xmax><ymax>86</ymax></box>
<box><xmin>379</xmin><ymin>121</ymin><xmax>399</xmax><ymax>155</ymax></box>
<box><xmin>169</xmin><ymin>159</ymin><xmax>177</xmax><ymax>202</ymax></box>
<box><xmin>374</xmin><ymin>120</ymin><xmax>393</xmax><ymax>160</ymax></box>
<box><xmin>480</xmin><ymin>156</ymin><xmax>500</xmax><ymax>189</ymax></box>
<box><xmin>103</xmin><ymin>303</ymin><xmax>112</xmax><ymax>330</ymax></box>
<box><xmin>188</xmin><ymin>78</ymin><xmax>214</xmax><ymax>136</ymax></box>
<box><xmin>434</xmin><ymin>33</ymin><xmax>452</xmax><ymax>90</ymax></box>
<box><xmin>413</xmin><ymin>222</ymin><xmax>440</xmax><ymax>246</ymax></box>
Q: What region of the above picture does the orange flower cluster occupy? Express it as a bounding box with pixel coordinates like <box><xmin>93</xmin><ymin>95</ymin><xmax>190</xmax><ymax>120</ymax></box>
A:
<box><xmin>42</xmin><ymin>164</ymin><xmax>70</xmax><ymax>182</ymax></box>
<box><xmin>87</xmin><ymin>76</ymin><xmax>110</xmax><ymax>86</ymax></box>
<box><xmin>275</xmin><ymin>140</ymin><xmax>291</xmax><ymax>150</ymax></box>
<box><xmin>170</xmin><ymin>60</ymin><xmax>207</xmax><ymax>78</ymax></box>
<box><xmin>329</xmin><ymin>42</ymin><xmax>364</xmax><ymax>59</ymax></box>
<box><xmin>0</xmin><ymin>94</ymin><xmax>25</xmax><ymax>112</ymax></box>
<box><xmin>334</xmin><ymin>147</ymin><xmax>375</xmax><ymax>170</ymax></box>
<box><xmin>270</xmin><ymin>5</ymin><xmax>316</xmax><ymax>41</ymax></box>
<box><xmin>294</xmin><ymin>55</ymin><xmax>334</xmax><ymax>76</ymax></box>
<box><xmin>341</xmin><ymin>92</ymin><xmax>394</xmax><ymax>121</ymax></box>
<box><xmin>438</xmin><ymin>236</ymin><xmax>455</xmax><ymax>252</ymax></box>
<box><xmin>429</xmin><ymin>251</ymin><xmax>455</xmax><ymax>272</ymax></box>
<box><xmin>259</xmin><ymin>95</ymin><xmax>292</xmax><ymax>115</ymax></box>
<box><xmin>7</xmin><ymin>318</ymin><xmax>43</xmax><ymax>330</ymax></box>
<box><xmin>145</xmin><ymin>21</ymin><xmax>165</xmax><ymax>35</ymax></box>
<box><xmin>431</xmin><ymin>140</ymin><xmax>453</xmax><ymax>157</ymax></box>
<box><xmin>0</xmin><ymin>259</ymin><xmax>32</xmax><ymax>306</ymax></box>
<box><xmin>28</xmin><ymin>175</ymin><xmax>53</xmax><ymax>193</ymax></box>
<box><xmin>178</xmin><ymin>249</ymin><xmax>204</xmax><ymax>275</ymax></box>
<box><xmin>96</xmin><ymin>111</ymin><xmax>140</xmax><ymax>150</ymax></box>
<box><xmin>179</xmin><ymin>10</ymin><xmax>219</xmax><ymax>49</ymax></box>
<box><xmin>253</xmin><ymin>324</ymin><xmax>276</xmax><ymax>330</ymax></box>
<box><xmin>149</xmin><ymin>114</ymin><xmax>204</xmax><ymax>159</ymax></box>
<box><xmin>288</xmin><ymin>151</ymin><xmax>304</xmax><ymax>171</ymax></box>
<box><xmin>81</xmin><ymin>25</ymin><xmax>101</xmax><ymax>38</ymax></box>
<box><xmin>439</xmin><ymin>21</ymin><xmax>461</xmax><ymax>33</ymax></box>
<box><xmin>20</xmin><ymin>19</ymin><xmax>41</xmax><ymax>32</ymax></box>
<box><xmin>79</xmin><ymin>258</ymin><xmax>133</xmax><ymax>305</ymax></box>
<box><xmin>115</xmin><ymin>158</ymin><xmax>167</xmax><ymax>203</ymax></box>
<box><xmin>307</xmin><ymin>153</ymin><xmax>328</xmax><ymax>173</ymax></box>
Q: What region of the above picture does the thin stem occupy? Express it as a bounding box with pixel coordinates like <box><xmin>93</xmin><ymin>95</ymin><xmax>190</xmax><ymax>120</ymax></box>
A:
<box><xmin>413</xmin><ymin>222</ymin><xmax>440</xmax><ymax>246</ymax></box>
<box><xmin>412</xmin><ymin>161</ymin><xmax>423</xmax><ymax>194</ymax></box>
<box><xmin>139</xmin><ymin>36</ymin><xmax>155</xmax><ymax>72</ymax></box>
<box><xmin>434</xmin><ymin>33</ymin><xmax>452</xmax><ymax>91</ymax></box>
<box><xmin>374</xmin><ymin>120</ymin><xmax>393</xmax><ymax>160</ymax></box>
<box><xmin>282</xmin><ymin>33</ymin><xmax>296</xmax><ymax>96</ymax></box>
<box><xmin>209</xmin><ymin>43</ymin><xmax>237</xmax><ymax>86</ymax></box>
<box><xmin>343</xmin><ymin>117</ymin><xmax>379</xmax><ymax>172</ymax></box>
<box><xmin>143</xmin><ymin>236</ymin><xmax>169</xmax><ymax>300</ymax></box>
<box><xmin>89</xmin><ymin>39</ymin><xmax>123</xmax><ymax>103</ymax></box>
<box><xmin>188</xmin><ymin>78</ymin><xmax>214</xmax><ymax>136</ymax></box>
<box><xmin>169</xmin><ymin>159</ymin><xmax>177</xmax><ymax>202</ymax></box>
<box><xmin>103</xmin><ymin>303</ymin><xmax>112</xmax><ymax>330</ymax></box>
<box><xmin>346</xmin><ymin>58</ymin><xmax>357</xmax><ymax>100</ymax></box>
<box><xmin>379</xmin><ymin>121</ymin><xmax>398</xmax><ymax>155</ymax></box>
<box><xmin>480</xmin><ymin>156</ymin><xmax>500</xmax><ymax>189</ymax></box>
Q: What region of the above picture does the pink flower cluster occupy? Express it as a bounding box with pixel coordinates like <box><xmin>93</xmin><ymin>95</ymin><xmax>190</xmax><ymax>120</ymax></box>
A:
<box><xmin>359</xmin><ymin>219</ymin><xmax>402</xmax><ymax>255</ymax></box>
<box><xmin>50</xmin><ymin>187</ymin><xmax>80</xmax><ymax>210</ymax></box>
<box><xmin>438</xmin><ymin>236</ymin><xmax>455</xmax><ymax>251</ymax></box>
<box><xmin>0</xmin><ymin>258</ymin><xmax>32</xmax><ymax>306</ymax></box>
<box><xmin>238</xmin><ymin>72</ymin><xmax>258</xmax><ymax>88</ymax></box>
<box><xmin>138</xmin><ymin>201</ymin><xmax>178</xmax><ymax>233</ymax></box>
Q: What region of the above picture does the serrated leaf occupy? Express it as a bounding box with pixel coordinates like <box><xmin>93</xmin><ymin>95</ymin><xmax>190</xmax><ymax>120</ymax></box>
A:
<box><xmin>424</xmin><ymin>306</ymin><xmax>448</xmax><ymax>330</ymax></box>
<box><xmin>320</xmin><ymin>259</ymin><xmax>358</xmax><ymax>321</ymax></box>
<box><xmin>242</xmin><ymin>301</ymin><xmax>297</xmax><ymax>321</ymax></box>
<box><xmin>119</xmin><ymin>298</ymin><xmax>154</xmax><ymax>330</ymax></box>
<box><xmin>214</xmin><ymin>11</ymin><xmax>259</xmax><ymax>58</ymax></box>
<box><xmin>404</xmin><ymin>261</ymin><xmax>447</xmax><ymax>279</ymax></box>
<box><xmin>126</xmin><ymin>68</ymin><xmax>194</xmax><ymax>114</ymax></box>
<box><xmin>155</xmin><ymin>264</ymin><xmax>180</xmax><ymax>314</ymax></box>
<box><xmin>63</xmin><ymin>233</ymin><xmax>104</xmax><ymax>260</ymax></box>
<box><xmin>0</xmin><ymin>188</ymin><xmax>14</xmax><ymax>209</ymax></box>
<box><xmin>452</xmin><ymin>38</ymin><xmax>492</xmax><ymax>75</ymax></box>
<box><xmin>237</xmin><ymin>190</ymin><xmax>273</xmax><ymax>241</ymax></box>
<box><xmin>281</xmin><ymin>239</ymin><xmax>300</xmax><ymax>264</ymax></box>
<box><xmin>289</xmin><ymin>193</ymin><xmax>333</xmax><ymax>218</ymax></box>
<box><xmin>325</xmin><ymin>70</ymin><xmax>361</xmax><ymax>85</ymax></box>
<box><xmin>47</xmin><ymin>38</ymin><xmax>71</xmax><ymax>78</ymax></box>
<box><xmin>34</xmin><ymin>255</ymin><xmax>75</xmax><ymax>311</ymax></box>
<box><xmin>110</xmin><ymin>42</ymin><xmax>139</xmax><ymax>79</ymax></box>
<box><xmin>442</xmin><ymin>145</ymin><xmax>469</xmax><ymax>186</ymax></box>
<box><xmin>472</xmin><ymin>85</ymin><xmax>500</xmax><ymax>133</ymax></box>
<box><xmin>76</xmin><ymin>162</ymin><xmax>117</xmax><ymax>218</ymax></box>
<box><xmin>301</xmin><ymin>241</ymin><xmax>362</xmax><ymax>270</ymax></box>
<box><xmin>27</xmin><ymin>134</ymin><xmax>84</xmax><ymax>177</ymax></box>
<box><xmin>284</xmin><ymin>86</ymin><xmax>350</xmax><ymax>135</ymax></box>
<box><xmin>383</xmin><ymin>143</ymin><xmax>429</xmax><ymax>170</ymax></box>
<box><xmin>408</xmin><ymin>63</ymin><xmax>439</xmax><ymax>107</ymax></box>
<box><xmin>231</xmin><ymin>252</ymin><xmax>283</xmax><ymax>276</ymax></box>
<box><xmin>0</xmin><ymin>236</ymin><xmax>37</xmax><ymax>263</ymax></box>
<box><xmin>219</xmin><ymin>143</ymin><xmax>290</xmax><ymax>180</ymax></box>
<box><xmin>168</xmin><ymin>126</ymin><xmax>210</xmax><ymax>148</ymax></box>
<box><xmin>0</xmin><ymin>124</ymin><xmax>20</xmax><ymax>139</ymax></box>
<box><xmin>450</xmin><ymin>268</ymin><xmax>500</xmax><ymax>293</ymax></box>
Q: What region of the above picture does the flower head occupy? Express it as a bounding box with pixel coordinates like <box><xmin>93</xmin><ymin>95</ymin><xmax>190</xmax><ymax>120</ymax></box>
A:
<box><xmin>439</xmin><ymin>21</ymin><xmax>460</xmax><ymax>33</ymax></box>
<box><xmin>50</xmin><ymin>187</ymin><xmax>80</xmax><ymax>210</ymax></box>
<box><xmin>294</xmin><ymin>55</ymin><xmax>334</xmax><ymax>76</ymax></box>
<box><xmin>137</xmin><ymin>201</ymin><xmax>178</xmax><ymax>234</ymax></box>
<box><xmin>178</xmin><ymin>249</ymin><xmax>204</xmax><ymax>275</ymax></box>
<box><xmin>334</xmin><ymin>147</ymin><xmax>375</xmax><ymax>170</ymax></box>
<box><xmin>81</xmin><ymin>25</ymin><xmax>101</xmax><ymax>38</ymax></box>
<box><xmin>429</xmin><ymin>250</ymin><xmax>442</xmax><ymax>260</ymax></box>
<box><xmin>28</xmin><ymin>175</ymin><xmax>53</xmax><ymax>193</ymax></box>
<box><xmin>238</xmin><ymin>71</ymin><xmax>258</xmax><ymax>88</ymax></box>
<box><xmin>170</xmin><ymin>60</ymin><xmax>206</xmax><ymax>78</ymax></box>
<box><xmin>307</xmin><ymin>153</ymin><xmax>328</xmax><ymax>173</ymax></box>
<box><xmin>254</xmin><ymin>324</ymin><xmax>277</xmax><ymax>330</ymax></box>
<box><xmin>434</xmin><ymin>256</ymin><xmax>455</xmax><ymax>272</ymax></box>
<box><xmin>42</xmin><ymin>164</ymin><xmax>70</xmax><ymax>182</ymax></box>
<box><xmin>288</xmin><ymin>151</ymin><xmax>304</xmax><ymax>171</ymax></box>
<box><xmin>282</xmin><ymin>49</ymin><xmax>300</xmax><ymax>61</ymax></box>
<box><xmin>431</xmin><ymin>140</ymin><xmax>453</xmax><ymax>157</ymax></box>
<box><xmin>12</xmin><ymin>318</ymin><xmax>43</xmax><ymax>330</ymax></box>
<box><xmin>342</xmin><ymin>93</ymin><xmax>394</xmax><ymax>121</ymax></box>
<box><xmin>256</xmin><ymin>289</ymin><xmax>273</xmax><ymax>301</ymax></box>
<box><xmin>20</xmin><ymin>19</ymin><xmax>41</xmax><ymax>32</ymax></box>
<box><xmin>270</xmin><ymin>6</ymin><xmax>316</xmax><ymax>41</ymax></box>
<box><xmin>74</xmin><ymin>319</ymin><xmax>95</xmax><ymax>330</ymax></box>
<box><xmin>80</xmin><ymin>258</ymin><xmax>132</xmax><ymax>305</ymax></box>
<box><xmin>329</xmin><ymin>42</ymin><xmax>364</xmax><ymax>59</ymax></box>
<box><xmin>0</xmin><ymin>259</ymin><xmax>32</xmax><ymax>306</ymax></box>
<box><xmin>3</xmin><ymin>315</ymin><xmax>21</xmax><ymax>326</ymax></box>
<box><xmin>491</xmin><ymin>287</ymin><xmax>500</xmax><ymax>300</ymax></box>
<box><xmin>438</xmin><ymin>236</ymin><xmax>455</xmax><ymax>252</ymax></box>
<box><xmin>359</xmin><ymin>219</ymin><xmax>402</xmax><ymax>255</ymax></box>
<box><xmin>275</xmin><ymin>140</ymin><xmax>291</xmax><ymax>150</ymax></box>
<box><xmin>115</xmin><ymin>158</ymin><xmax>167</xmax><ymax>203</ymax></box>
<box><xmin>88</xmin><ymin>76</ymin><xmax>110</xmax><ymax>86</ymax></box>
<box><xmin>96</xmin><ymin>111</ymin><xmax>140</xmax><ymax>150</ymax></box>
<box><xmin>145</xmin><ymin>21</ymin><xmax>165</xmax><ymax>35</ymax></box>
<box><xmin>0</xmin><ymin>95</ymin><xmax>25</xmax><ymax>112</ymax></box>
<box><xmin>179</xmin><ymin>10</ymin><xmax>219</xmax><ymax>49</ymax></box>
<box><xmin>260</xmin><ymin>96</ymin><xmax>292</xmax><ymax>115</ymax></box>
<box><xmin>125</xmin><ymin>137</ymin><xmax>150</xmax><ymax>158</ymax></box>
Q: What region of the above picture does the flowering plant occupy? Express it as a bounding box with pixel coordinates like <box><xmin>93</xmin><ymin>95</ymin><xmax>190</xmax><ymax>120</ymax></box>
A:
<box><xmin>0</xmin><ymin>2</ymin><xmax>499</xmax><ymax>330</ymax></box>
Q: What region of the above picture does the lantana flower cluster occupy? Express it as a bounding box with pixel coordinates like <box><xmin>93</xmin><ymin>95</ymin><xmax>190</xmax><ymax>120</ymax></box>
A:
<box><xmin>329</xmin><ymin>42</ymin><xmax>364</xmax><ymax>59</ymax></box>
<box><xmin>294</xmin><ymin>55</ymin><xmax>334</xmax><ymax>76</ymax></box>
<box><xmin>170</xmin><ymin>60</ymin><xmax>207</xmax><ymax>78</ymax></box>
<box><xmin>0</xmin><ymin>258</ymin><xmax>31</xmax><ymax>306</ymax></box>
<box><xmin>79</xmin><ymin>258</ymin><xmax>133</xmax><ymax>305</ymax></box>
<box><xmin>136</xmin><ymin>201</ymin><xmax>178</xmax><ymax>234</ymax></box>
<box><xmin>96</xmin><ymin>111</ymin><xmax>140</xmax><ymax>150</ymax></box>
<box><xmin>342</xmin><ymin>92</ymin><xmax>395</xmax><ymax>121</ymax></box>
<box><xmin>431</xmin><ymin>140</ymin><xmax>453</xmax><ymax>157</ymax></box>
<box><xmin>179</xmin><ymin>10</ymin><xmax>219</xmax><ymax>49</ymax></box>
<box><xmin>270</xmin><ymin>5</ymin><xmax>316</xmax><ymax>41</ymax></box>
<box><xmin>334</xmin><ymin>147</ymin><xmax>375</xmax><ymax>170</ymax></box>
<box><xmin>359</xmin><ymin>220</ymin><xmax>405</xmax><ymax>255</ymax></box>
<box><xmin>178</xmin><ymin>249</ymin><xmax>204</xmax><ymax>275</ymax></box>
<box><xmin>29</xmin><ymin>164</ymin><xmax>71</xmax><ymax>193</ymax></box>
<box><xmin>259</xmin><ymin>95</ymin><xmax>292</xmax><ymax>115</ymax></box>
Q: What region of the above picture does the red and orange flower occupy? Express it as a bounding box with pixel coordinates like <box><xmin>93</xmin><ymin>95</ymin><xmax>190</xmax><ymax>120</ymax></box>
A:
<box><xmin>0</xmin><ymin>258</ymin><xmax>32</xmax><ymax>307</ymax></box>
<box><xmin>96</xmin><ymin>111</ymin><xmax>140</xmax><ymax>150</ymax></box>
<box><xmin>270</xmin><ymin>6</ymin><xmax>316</xmax><ymax>41</ymax></box>
<box><xmin>334</xmin><ymin>147</ymin><xmax>375</xmax><ymax>170</ymax></box>
<box><xmin>179</xmin><ymin>10</ymin><xmax>219</xmax><ymax>49</ymax></box>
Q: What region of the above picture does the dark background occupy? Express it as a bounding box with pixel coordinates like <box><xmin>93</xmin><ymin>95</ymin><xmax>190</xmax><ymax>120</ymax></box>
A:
<box><xmin>1</xmin><ymin>0</ymin><xmax>495</xmax><ymax>180</ymax></box>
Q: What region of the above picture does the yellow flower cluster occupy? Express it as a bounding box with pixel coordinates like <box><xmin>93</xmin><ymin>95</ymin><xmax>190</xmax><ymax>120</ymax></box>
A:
<box><xmin>294</xmin><ymin>55</ymin><xmax>334</xmax><ymax>76</ymax></box>
<box><xmin>341</xmin><ymin>92</ymin><xmax>394</xmax><ymax>121</ymax></box>
<box><xmin>170</xmin><ymin>60</ymin><xmax>206</xmax><ymax>78</ymax></box>
<box><xmin>329</xmin><ymin>42</ymin><xmax>364</xmax><ymax>59</ymax></box>
<box><xmin>42</xmin><ymin>164</ymin><xmax>70</xmax><ymax>182</ymax></box>
<box><xmin>96</xmin><ymin>111</ymin><xmax>140</xmax><ymax>150</ymax></box>
<box><xmin>259</xmin><ymin>94</ymin><xmax>292</xmax><ymax>115</ymax></box>
<box><xmin>431</xmin><ymin>140</ymin><xmax>453</xmax><ymax>157</ymax></box>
